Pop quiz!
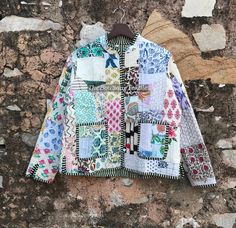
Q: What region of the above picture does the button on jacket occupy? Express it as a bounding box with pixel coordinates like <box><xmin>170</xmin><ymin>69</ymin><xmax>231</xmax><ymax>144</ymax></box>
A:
<box><xmin>25</xmin><ymin>32</ymin><xmax>217</xmax><ymax>187</ymax></box>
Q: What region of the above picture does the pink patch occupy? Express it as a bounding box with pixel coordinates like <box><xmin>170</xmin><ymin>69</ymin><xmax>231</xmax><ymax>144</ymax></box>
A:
<box><xmin>162</xmin><ymin>86</ymin><xmax>181</xmax><ymax>127</ymax></box>
<box><xmin>106</xmin><ymin>100</ymin><xmax>121</xmax><ymax>133</ymax></box>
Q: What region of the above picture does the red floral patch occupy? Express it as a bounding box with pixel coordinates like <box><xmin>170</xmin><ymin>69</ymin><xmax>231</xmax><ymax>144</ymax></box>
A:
<box><xmin>180</xmin><ymin>143</ymin><xmax>215</xmax><ymax>180</ymax></box>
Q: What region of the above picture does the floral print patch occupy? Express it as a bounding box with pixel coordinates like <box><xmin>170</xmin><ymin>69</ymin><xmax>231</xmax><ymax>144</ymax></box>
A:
<box><xmin>76</xmin><ymin>43</ymin><xmax>104</xmax><ymax>58</ymax></box>
<box><xmin>171</xmin><ymin>74</ymin><xmax>190</xmax><ymax>110</ymax></box>
<box><xmin>180</xmin><ymin>143</ymin><xmax>215</xmax><ymax>180</ymax></box>
<box><xmin>139</xmin><ymin>41</ymin><xmax>171</xmax><ymax>74</ymax></box>
<box><xmin>26</xmin><ymin>117</ymin><xmax>64</xmax><ymax>181</ymax></box>
<box><xmin>162</xmin><ymin>84</ymin><xmax>182</xmax><ymax>127</ymax></box>
<box><xmin>105</xmin><ymin>99</ymin><xmax>121</xmax><ymax>133</ymax></box>
<box><xmin>124</xmin><ymin>96</ymin><xmax>139</xmax><ymax>121</ymax></box>
<box><xmin>105</xmin><ymin>68</ymin><xmax>120</xmax><ymax>84</ymax></box>
<box><xmin>76</xmin><ymin>122</ymin><xmax>108</xmax><ymax>160</ymax></box>
<box><xmin>138</xmin><ymin>122</ymin><xmax>170</xmax><ymax>159</ymax></box>
<box><xmin>104</xmin><ymin>49</ymin><xmax>119</xmax><ymax>68</ymax></box>
<box><xmin>74</xmin><ymin>90</ymin><xmax>97</xmax><ymax>123</ymax></box>
<box><xmin>124</xmin><ymin>66</ymin><xmax>139</xmax><ymax>96</ymax></box>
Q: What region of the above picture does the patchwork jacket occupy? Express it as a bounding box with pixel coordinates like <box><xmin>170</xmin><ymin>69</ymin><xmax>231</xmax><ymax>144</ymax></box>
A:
<box><xmin>25</xmin><ymin>32</ymin><xmax>217</xmax><ymax>187</ymax></box>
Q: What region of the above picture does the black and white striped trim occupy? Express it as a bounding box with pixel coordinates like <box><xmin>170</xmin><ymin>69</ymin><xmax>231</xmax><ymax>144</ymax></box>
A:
<box><xmin>75</xmin><ymin>120</ymin><xmax>109</xmax><ymax>161</ymax></box>
<box><xmin>59</xmin><ymin>166</ymin><xmax>182</xmax><ymax>180</ymax></box>
<box><xmin>25</xmin><ymin>164</ymin><xmax>54</xmax><ymax>184</ymax></box>
<box><xmin>105</xmin><ymin>32</ymin><xmax>140</xmax><ymax>168</ymax></box>
<box><xmin>136</xmin><ymin>119</ymin><xmax>170</xmax><ymax>160</ymax></box>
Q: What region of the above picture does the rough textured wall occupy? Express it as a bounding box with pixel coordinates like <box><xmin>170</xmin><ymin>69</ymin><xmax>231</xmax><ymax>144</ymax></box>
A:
<box><xmin>0</xmin><ymin>0</ymin><xmax>235</xmax><ymax>227</ymax></box>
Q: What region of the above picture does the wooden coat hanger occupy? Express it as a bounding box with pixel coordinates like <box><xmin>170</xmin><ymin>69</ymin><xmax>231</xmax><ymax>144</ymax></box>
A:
<box><xmin>107</xmin><ymin>6</ymin><xmax>135</xmax><ymax>40</ymax></box>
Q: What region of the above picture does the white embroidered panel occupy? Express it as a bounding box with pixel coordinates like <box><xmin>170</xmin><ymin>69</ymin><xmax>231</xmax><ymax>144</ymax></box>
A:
<box><xmin>180</xmin><ymin>109</ymin><xmax>204</xmax><ymax>147</ymax></box>
<box><xmin>125</xmin><ymin>47</ymin><xmax>139</xmax><ymax>67</ymax></box>
<box><xmin>164</xmin><ymin>127</ymin><xmax>181</xmax><ymax>164</ymax></box>
<box><xmin>76</xmin><ymin>56</ymin><xmax>106</xmax><ymax>81</ymax></box>
<box><xmin>138</xmin><ymin>72</ymin><xmax>167</xmax><ymax>113</ymax></box>
<box><xmin>124</xmin><ymin>153</ymin><xmax>180</xmax><ymax>177</ymax></box>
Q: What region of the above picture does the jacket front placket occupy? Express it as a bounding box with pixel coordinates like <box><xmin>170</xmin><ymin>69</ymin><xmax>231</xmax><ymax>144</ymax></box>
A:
<box><xmin>105</xmin><ymin>33</ymin><xmax>139</xmax><ymax>168</ymax></box>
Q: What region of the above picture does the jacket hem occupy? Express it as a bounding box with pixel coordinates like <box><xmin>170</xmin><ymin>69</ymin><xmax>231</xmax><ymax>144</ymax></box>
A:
<box><xmin>25</xmin><ymin>164</ymin><xmax>54</xmax><ymax>183</ymax></box>
<box><xmin>192</xmin><ymin>183</ymin><xmax>217</xmax><ymax>188</ymax></box>
<box><xmin>59</xmin><ymin>166</ymin><xmax>183</xmax><ymax>180</ymax></box>
<box><xmin>25</xmin><ymin>173</ymin><xmax>54</xmax><ymax>184</ymax></box>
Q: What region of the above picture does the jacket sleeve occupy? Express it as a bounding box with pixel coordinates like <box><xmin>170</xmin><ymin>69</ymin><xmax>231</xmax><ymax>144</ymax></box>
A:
<box><xmin>24</xmin><ymin>51</ymin><xmax>74</xmax><ymax>183</ymax></box>
<box><xmin>168</xmin><ymin>55</ymin><xmax>217</xmax><ymax>187</ymax></box>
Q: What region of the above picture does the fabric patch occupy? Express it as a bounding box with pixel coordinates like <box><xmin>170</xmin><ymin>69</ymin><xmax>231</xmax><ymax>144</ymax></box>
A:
<box><xmin>63</xmin><ymin>103</ymin><xmax>76</xmax><ymax>138</ymax></box>
<box><xmin>180</xmin><ymin>108</ymin><xmax>203</xmax><ymax>147</ymax></box>
<box><xmin>138</xmin><ymin>72</ymin><xmax>167</xmax><ymax>112</ymax></box>
<box><xmin>137</xmin><ymin>111</ymin><xmax>164</xmax><ymax>122</ymax></box>
<box><xmin>39</xmin><ymin>118</ymin><xmax>64</xmax><ymax>153</ymax></box>
<box><xmin>79</xmin><ymin>137</ymin><xmax>94</xmax><ymax>159</ymax></box>
<box><xmin>105</xmin><ymin>68</ymin><xmax>121</xmax><ymax>101</ymax></box>
<box><xmin>162</xmin><ymin>81</ymin><xmax>182</xmax><ymax>127</ymax></box>
<box><xmin>105</xmin><ymin>68</ymin><xmax>120</xmax><ymax>84</ymax></box>
<box><xmin>105</xmin><ymin>99</ymin><xmax>121</xmax><ymax>133</ymax></box>
<box><xmin>125</xmin><ymin>121</ymin><xmax>139</xmax><ymax>154</ymax></box>
<box><xmin>74</xmin><ymin>90</ymin><xmax>97</xmax><ymax>123</ymax></box>
<box><xmin>26</xmin><ymin>117</ymin><xmax>63</xmax><ymax>180</ymax></box>
<box><xmin>93</xmin><ymin>90</ymin><xmax>106</xmax><ymax>121</ymax></box>
<box><xmin>76</xmin><ymin>121</ymin><xmax>108</xmax><ymax>160</ymax></box>
<box><xmin>139</xmin><ymin>41</ymin><xmax>171</xmax><ymax>74</ymax></box>
<box><xmin>92</xmin><ymin>124</ymin><xmax>108</xmax><ymax>156</ymax></box>
<box><xmin>180</xmin><ymin>143</ymin><xmax>215</xmax><ymax>180</ymax></box>
<box><xmin>104</xmin><ymin>50</ymin><xmax>119</xmax><ymax>68</ymax></box>
<box><xmin>71</xmin><ymin>76</ymin><xmax>88</xmax><ymax>91</ymax></box>
<box><xmin>171</xmin><ymin>75</ymin><xmax>190</xmax><ymax>110</ymax></box>
<box><xmin>125</xmin><ymin>47</ymin><xmax>139</xmax><ymax>67</ymax></box>
<box><xmin>108</xmin><ymin>133</ymin><xmax>121</xmax><ymax>154</ymax></box>
<box><xmin>76</xmin><ymin>56</ymin><xmax>106</xmax><ymax>82</ymax></box>
<box><xmin>124</xmin><ymin>96</ymin><xmax>139</xmax><ymax>121</ymax></box>
<box><xmin>138</xmin><ymin>121</ymin><xmax>170</xmax><ymax>159</ymax></box>
<box><xmin>106</xmin><ymin>91</ymin><xmax>121</xmax><ymax>101</ymax></box>
<box><xmin>84</xmin><ymin>81</ymin><xmax>106</xmax><ymax>87</ymax></box>
<box><xmin>76</xmin><ymin>43</ymin><xmax>104</xmax><ymax>58</ymax></box>
<box><xmin>124</xmin><ymin>153</ymin><xmax>180</xmax><ymax>177</ymax></box>
<box><xmin>124</xmin><ymin>66</ymin><xmax>139</xmax><ymax>96</ymax></box>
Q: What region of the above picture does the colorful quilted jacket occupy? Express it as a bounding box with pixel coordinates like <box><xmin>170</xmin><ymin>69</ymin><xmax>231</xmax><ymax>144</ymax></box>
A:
<box><xmin>25</xmin><ymin>31</ymin><xmax>217</xmax><ymax>187</ymax></box>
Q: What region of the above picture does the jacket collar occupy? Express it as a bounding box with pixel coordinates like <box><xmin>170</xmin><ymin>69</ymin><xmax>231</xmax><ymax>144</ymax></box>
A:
<box><xmin>98</xmin><ymin>31</ymin><xmax>141</xmax><ymax>54</ymax></box>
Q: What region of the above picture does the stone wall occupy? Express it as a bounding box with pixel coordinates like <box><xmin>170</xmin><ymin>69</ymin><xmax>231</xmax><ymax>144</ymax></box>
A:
<box><xmin>0</xmin><ymin>0</ymin><xmax>235</xmax><ymax>227</ymax></box>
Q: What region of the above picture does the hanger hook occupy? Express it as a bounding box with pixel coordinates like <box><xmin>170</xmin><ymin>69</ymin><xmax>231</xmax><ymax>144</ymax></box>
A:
<box><xmin>112</xmin><ymin>6</ymin><xmax>125</xmax><ymax>23</ymax></box>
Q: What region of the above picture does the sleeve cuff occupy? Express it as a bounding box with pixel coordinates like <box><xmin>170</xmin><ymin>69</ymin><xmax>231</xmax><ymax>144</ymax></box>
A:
<box><xmin>25</xmin><ymin>163</ymin><xmax>57</xmax><ymax>184</ymax></box>
<box><xmin>188</xmin><ymin>175</ymin><xmax>217</xmax><ymax>187</ymax></box>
